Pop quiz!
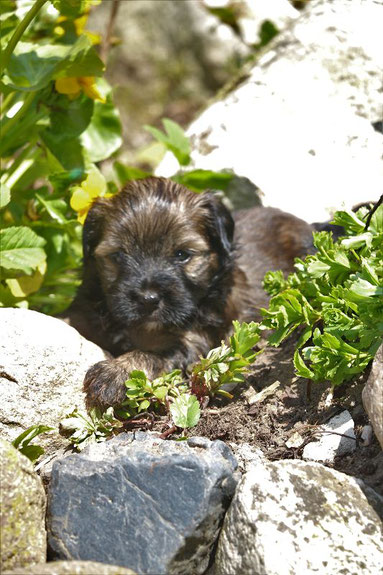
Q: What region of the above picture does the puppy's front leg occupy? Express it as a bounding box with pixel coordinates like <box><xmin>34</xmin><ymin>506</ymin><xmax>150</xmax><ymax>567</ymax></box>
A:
<box><xmin>83</xmin><ymin>351</ymin><xmax>173</xmax><ymax>410</ymax></box>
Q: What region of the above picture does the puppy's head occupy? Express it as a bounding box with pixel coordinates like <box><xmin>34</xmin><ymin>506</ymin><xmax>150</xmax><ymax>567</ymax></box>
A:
<box><xmin>82</xmin><ymin>177</ymin><xmax>234</xmax><ymax>330</ymax></box>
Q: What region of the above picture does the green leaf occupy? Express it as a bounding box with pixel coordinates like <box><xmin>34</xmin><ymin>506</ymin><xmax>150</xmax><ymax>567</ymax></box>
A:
<box><xmin>4</xmin><ymin>36</ymin><xmax>104</xmax><ymax>92</ymax></box>
<box><xmin>114</xmin><ymin>163</ymin><xmax>151</xmax><ymax>186</ymax></box>
<box><xmin>18</xmin><ymin>444</ymin><xmax>45</xmax><ymax>463</ymax></box>
<box><xmin>174</xmin><ymin>170</ymin><xmax>233</xmax><ymax>192</ymax></box>
<box><xmin>0</xmin><ymin>183</ymin><xmax>11</xmax><ymax>209</ymax></box>
<box><xmin>12</xmin><ymin>424</ymin><xmax>54</xmax><ymax>462</ymax></box>
<box><xmin>170</xmin><ymin>393</ymin><xmax>200</xmax><ymax>428</ymax></box>
<box><xmin>52</xmin><ymin>0</ymin><xmax>89</xmax><ymax>18</ymax></box>
<box><xmin>0</xmin><ymin>226</ymin><xmax>46</xmax><ymax>275</ymax></box>
<box><xmin>145</xmin><ymin>118</ymin><xmax>190</xmax><ymax>166</ymax></box>
<box><xmin>293</xmin><ymin>349</ymin><xmax>315</xmax><ymax>379</ymax></box>
<box><xmin>81</xmin><ymin>83</ymin><xmax>122</xmax><ymax>162</ymax></box>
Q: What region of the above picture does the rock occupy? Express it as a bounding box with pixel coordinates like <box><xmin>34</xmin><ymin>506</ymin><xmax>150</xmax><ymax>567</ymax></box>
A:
<box><xmin>302</xmin><ymin>410</ymin><xmax>356</xmax><ymax>463</ymax></box>
<box><xmin>47</xmin><ymin>432</ymin><xmax>238</xmax><ymax>575</ymax></box>
<box><xmin>3</xmin><ymin>560</ymin><xmax>137</xmax><ymax>575</ymax></box>
<box><xmin>0</xmin><ymin>308</ymin><xmax>107</xmax><ymax>457</ymax></box>
<box><xmin>157</xmin><ymin>0</ymin><xmax>383</xmax><ymax>223</ymax></box>
<box><xmin>360</xmin><ymin>425</ymin><xmax>374</xmax><ymax>447</ymax></box>
<box><xmin>228</xmin><ymin>442</ymin><xmax>264</xmax><ymax>473</ymax></box>
<box><xmin>363</xmin><ymin>344</ymin><xmax>383</xmax><ymax>449</ymax></box>
<box><xmin>214</xmin><ymin>458</ymin><xmax>383</xmax><ymax>575</ymax></box>
<box><xmin>0</xmin><ymin>439</ymin><xmax>46</xmax><ymax>572</ymax></box>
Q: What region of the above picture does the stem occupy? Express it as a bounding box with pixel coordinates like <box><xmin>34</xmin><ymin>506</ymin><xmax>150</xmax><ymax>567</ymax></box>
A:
<box><xmin>0</xmin><ymin>91</ymin><xmax>35</xmax><ymax>139</ymax></box>
<box><xmin>1</xmin><ymin>0</ymin><xmax>48</xmax><ymax>76</ymax></box>
<box><xmin>101</xmin><ymin>0</ymin><xmax>120</xmax><ymax>63</ymax></box>
<box><xmin>0</xmin><ymin>91</ymin><xmax>15</xmax><ymax>116</ymax></box>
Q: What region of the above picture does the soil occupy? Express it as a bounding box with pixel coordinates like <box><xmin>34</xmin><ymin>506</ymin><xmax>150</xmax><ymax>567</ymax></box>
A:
<box><xmin>151</xmin><ymin>334</ymin><xmax>383</xmax><ymax>496</ymax></box>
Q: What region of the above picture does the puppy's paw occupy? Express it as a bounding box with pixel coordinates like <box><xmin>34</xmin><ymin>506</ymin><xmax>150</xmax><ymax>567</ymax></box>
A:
<box><xmin>83</xmin><ymin>359</ymin><xmax>131</xmax><ymax>409</ymax></box>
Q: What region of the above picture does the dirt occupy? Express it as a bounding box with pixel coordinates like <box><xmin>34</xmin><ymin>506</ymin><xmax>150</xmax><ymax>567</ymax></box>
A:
<box><xmin>154</xmin><ymin>334</ymin><xmax>383</xmax><ymax>496</ymax></box>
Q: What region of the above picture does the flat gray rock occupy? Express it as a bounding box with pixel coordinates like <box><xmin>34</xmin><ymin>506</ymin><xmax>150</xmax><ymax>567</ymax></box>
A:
<box><xmin>47</xmin><ymin>433</ymin><xmax>238</xmax><ymax>575</ymax></box>
<box><xmin>214</xmin><ymin>458</ymin><xmax>383</xmax><ymax>575</ymax></box>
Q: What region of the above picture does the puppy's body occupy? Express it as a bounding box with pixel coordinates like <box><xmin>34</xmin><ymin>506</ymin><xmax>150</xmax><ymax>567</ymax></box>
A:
<box><xmin>65</xmin><ymin>178</ymin><xmax>313</xmax><ymax>408</ymax></box>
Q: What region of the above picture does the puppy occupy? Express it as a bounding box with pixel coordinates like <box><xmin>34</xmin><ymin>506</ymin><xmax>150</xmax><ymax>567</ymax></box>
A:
<box><xmin>65</xmin><ymin>177</ymin><xmax>314</xmax><ymax>409</ymax></box>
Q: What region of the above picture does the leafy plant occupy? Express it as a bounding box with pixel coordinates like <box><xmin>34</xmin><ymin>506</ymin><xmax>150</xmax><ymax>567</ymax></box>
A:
<box><xmin>0</xmin><ymin>0</ymin><xmax>121</xmax><ymax>314</ymax></box>
<box><xmin>63</xmin><ymin>320</ymin><xmax>261</xmax><ymax>448</ymax></box>
<box><xmin>261</xmin><ymin>204</ymin><xmax>383</xmax><ymax>387</ymax></box>
<box><xmin>12</xmin><ymin>424</ymin><xmax>54</xmax><ymax>463</ymax></box>
<box><xmin>60</xmin><ymin>407</ymin><xmax>123</xmax><ymax>450</ymax></box>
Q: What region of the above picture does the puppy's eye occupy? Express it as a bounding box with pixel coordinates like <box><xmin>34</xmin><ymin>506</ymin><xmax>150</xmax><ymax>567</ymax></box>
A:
<box><xmin>109</xmin><ymin>251</ymin><xmax>124</xmax><ymax>263</ymax></box>
<box><xmin>174</xmin><ymin>250</ymin><xmax>191</xmax><ymax>263</ymax></box>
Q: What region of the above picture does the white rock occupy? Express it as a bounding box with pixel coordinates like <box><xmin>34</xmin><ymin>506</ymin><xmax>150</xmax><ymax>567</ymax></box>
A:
<box><xmin>215</xmin><ymin>459</ymin><xmax>383</xmax><ymax>575</ymax></box>
<box><xmin>303</xmin><ymin>410</ymin><xmax>356</xmax><ymax>463</ymax></box>
<box><xmin>0</xmin><ymin>308</ymin><xmax>107</xmax><ymax>455</ymax></box>
<box><xmin>157</xmin><ymin>0</ymin><xmax>383</xmax><ymax>223</ymax></box>
<box><xmin>363</xmin><ymin>344</ymin><xmax>383</xmax><ymax>450</ymax></box>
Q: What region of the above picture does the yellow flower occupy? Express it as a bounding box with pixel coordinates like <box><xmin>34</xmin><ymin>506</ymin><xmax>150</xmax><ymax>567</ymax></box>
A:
<box><xmin>55</xmin><ymin>76</ymin><xmax>106</xmax><ymax>103</ymax></box>
<box><xmin>70</xmin><ymin>166</ymin><xmax>108</xmax><ymax>224</ymax></box>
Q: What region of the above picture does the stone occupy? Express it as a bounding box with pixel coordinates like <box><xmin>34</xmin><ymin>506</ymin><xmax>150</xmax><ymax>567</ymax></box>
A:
<box><xmin>0</xmin><ymin>439</ymin><xmax>46</xmax><ymax>572</ymax></box>
<box><xmin>362</xmin><ymin>344</ymin><xmax>383</xmax><ymax>449</ymax></box>
<box><xmin>214</xmin><ymin>458</ymin><xmax>383</xmax><ymax>575</ymax></box>
<box><xmin>0</xmin><ymin>308</ymin><xmax>107</xmax><ymax>457</ymax></box>
<box><xmin>47</xmin><ymin>432</ymin><xmax>238</xmax><ymax>575</ymax></box>
<box><xmin>302</xmin><ymin>410</ymin><xmax>356</xmax><ymax>463</ymax></box>
<box><xmin>227</xmin><ymin>442</ymin><xmax>264</xmax><ymax>473</ymax></box>
<box><xmin>3</xmin><ymin>560</ymin><xmax>137</xmax><ymax>575</ymax></box>
<box><xmin>157</xmin><ymin>0</ymin><xmax>383</xmax><ymax>223</ymax></box>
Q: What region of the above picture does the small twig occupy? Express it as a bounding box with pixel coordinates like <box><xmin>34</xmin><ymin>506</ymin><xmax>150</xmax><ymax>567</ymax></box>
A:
<box><xmin>122</xmin><ymin>411</ymin><xmax>154</xmax><ymax>429</ymax></box>
<box><xmin>101</xmin><ymin>0</ymin><xmax>120</xmax><ymax>63</ymax></box>
<box><xmin>364</xmin><ymin>194</ymin><xmax>383</xmax><ymax>230</ymax></box>
<box><xmin>159</xmin><ymin>425</ymin><xmax>177</xmax><ymax>439</ymax></box>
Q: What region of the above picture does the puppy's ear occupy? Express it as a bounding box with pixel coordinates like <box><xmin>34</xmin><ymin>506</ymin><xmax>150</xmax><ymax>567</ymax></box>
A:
<box><xmin>202</xmin><ymin>193</ymin><xmax>235</xmax><ymax>258</ymax></box>
<box><xmin>82</xmin><ymin>199</ymin><xmax>107</xmax><ymax>262</ymax></box>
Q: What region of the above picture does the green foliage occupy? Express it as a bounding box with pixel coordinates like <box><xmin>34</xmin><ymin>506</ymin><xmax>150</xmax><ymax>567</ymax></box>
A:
<box><xmin>12</xmin><ymin>424</ymin><xmax>54</xmax><ymax>463</ymax></box>
<box><xmin>170</xmin><ymin>394</ymin><xmax>200</xmax><ymax>429</ymax></box>
<box><xmin>262</xmin><ymin>205</ymin><xmax>383</xmax><ymax>386</ymax></box>
<box><xmin>64</xmin><ymin>321</ymin><xmax>261</xmax><ymax>448</ymax></box>
<box><xmin>145</xmin><ymin>118</ymin><xmax>191</xmax><ymax>166</ymax></box>
<box><xmin>191</xmin><ymin>321</ymin><xmax>261</xmax><ymax>398</ymax></box>
<box><xmin>1</xmin><ymin>0</ymin><xmax>121</xmax><ymax>314</ymax></box>
<box><xmin>60</xmin><ymin>407</ymin><xmax>123</xmax><ymax>450</ymax></box>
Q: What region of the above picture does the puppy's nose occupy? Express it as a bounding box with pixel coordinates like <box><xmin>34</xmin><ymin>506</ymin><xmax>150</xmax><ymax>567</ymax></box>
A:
<box><xmin>139</xmin><ymin>289</ymin><xmax>160</xmax><ymax>312</ymax></box>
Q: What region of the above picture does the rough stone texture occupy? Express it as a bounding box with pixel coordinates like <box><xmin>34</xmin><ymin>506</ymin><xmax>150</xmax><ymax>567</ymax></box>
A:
<box><xmin>0</xmin><ymin>308</ymin><xmax>107</xmax><ymax>456</ymax></box>
<box><xmin>47</xmin><ymin>432</ymin><xmax>238</xmax><ymax>575</ymax></box>
<box><xmin>363</xmin><ymin>344</ymin><xmax>383</xmax><ymax>449</ymax></box>
<box><xmin>157</xmin><ymin>0</ymin><xmax>383</xmax><ymax>223</ymax></box>
<box><xmin>214</xmin><ymin>459</ymin><xmax>383</xmax><ymax>575</ymax></box>
<box><xmin>3</xmin><ymin>560</ymin><xmax>137</xmax><ymax>575</ymax></box>
<box><xmin>0</xmin><ymin>439</ymin><xmax>47</xmax><ymax>572</ymax></box>
<box><xmin>302</xmin><ymin>409</ymin><xmax>356</xmax><ymax>463</ymax></box>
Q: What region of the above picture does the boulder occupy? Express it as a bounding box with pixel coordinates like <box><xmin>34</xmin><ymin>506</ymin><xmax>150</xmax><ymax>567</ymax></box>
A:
<box><xmin>363</xmin><ymin>344</ymin><xmax>383</xmax><ymax>449</ymax></box>
<box><xmin>157</xmin><ymin>0</ymin><xmax>383</xmax><ymax>223</ymax></box>
<box><xmin>214</xmin><ymin>458</ymin><xmax>383</xmax><ymax>575</ymax></box>
<box><xmin>0</xmin><ymin>439</ymin><xmax>46</xmax><ymax>572</ymax></box>
<box><xmin>3</xmin><ymin>560</ymin><xmax>137</xmax><ymax>575</ymax></box>
<box><xmin>0</xmin><ymin>308</ymin><xmax>107</xmax><ymax>456</ymax></box>
<box><xmin>47</xmin><ymin>432</ymin><xmax>238</xmax><ymax>575</ymax></box>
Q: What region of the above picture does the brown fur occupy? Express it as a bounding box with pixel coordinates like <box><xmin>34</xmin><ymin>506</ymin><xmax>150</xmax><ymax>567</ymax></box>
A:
<box><xmin>65</xmin><ymin>177</ymin><xmax>314</xmax><ymax>409</ymax></box>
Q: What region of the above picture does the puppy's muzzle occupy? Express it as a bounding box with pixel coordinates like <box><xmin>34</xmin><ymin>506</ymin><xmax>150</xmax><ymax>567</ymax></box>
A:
<box><xmin>136</xmin><ymin>288</ymin><xmax>161</xmax><ymax>313</ymax></box>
